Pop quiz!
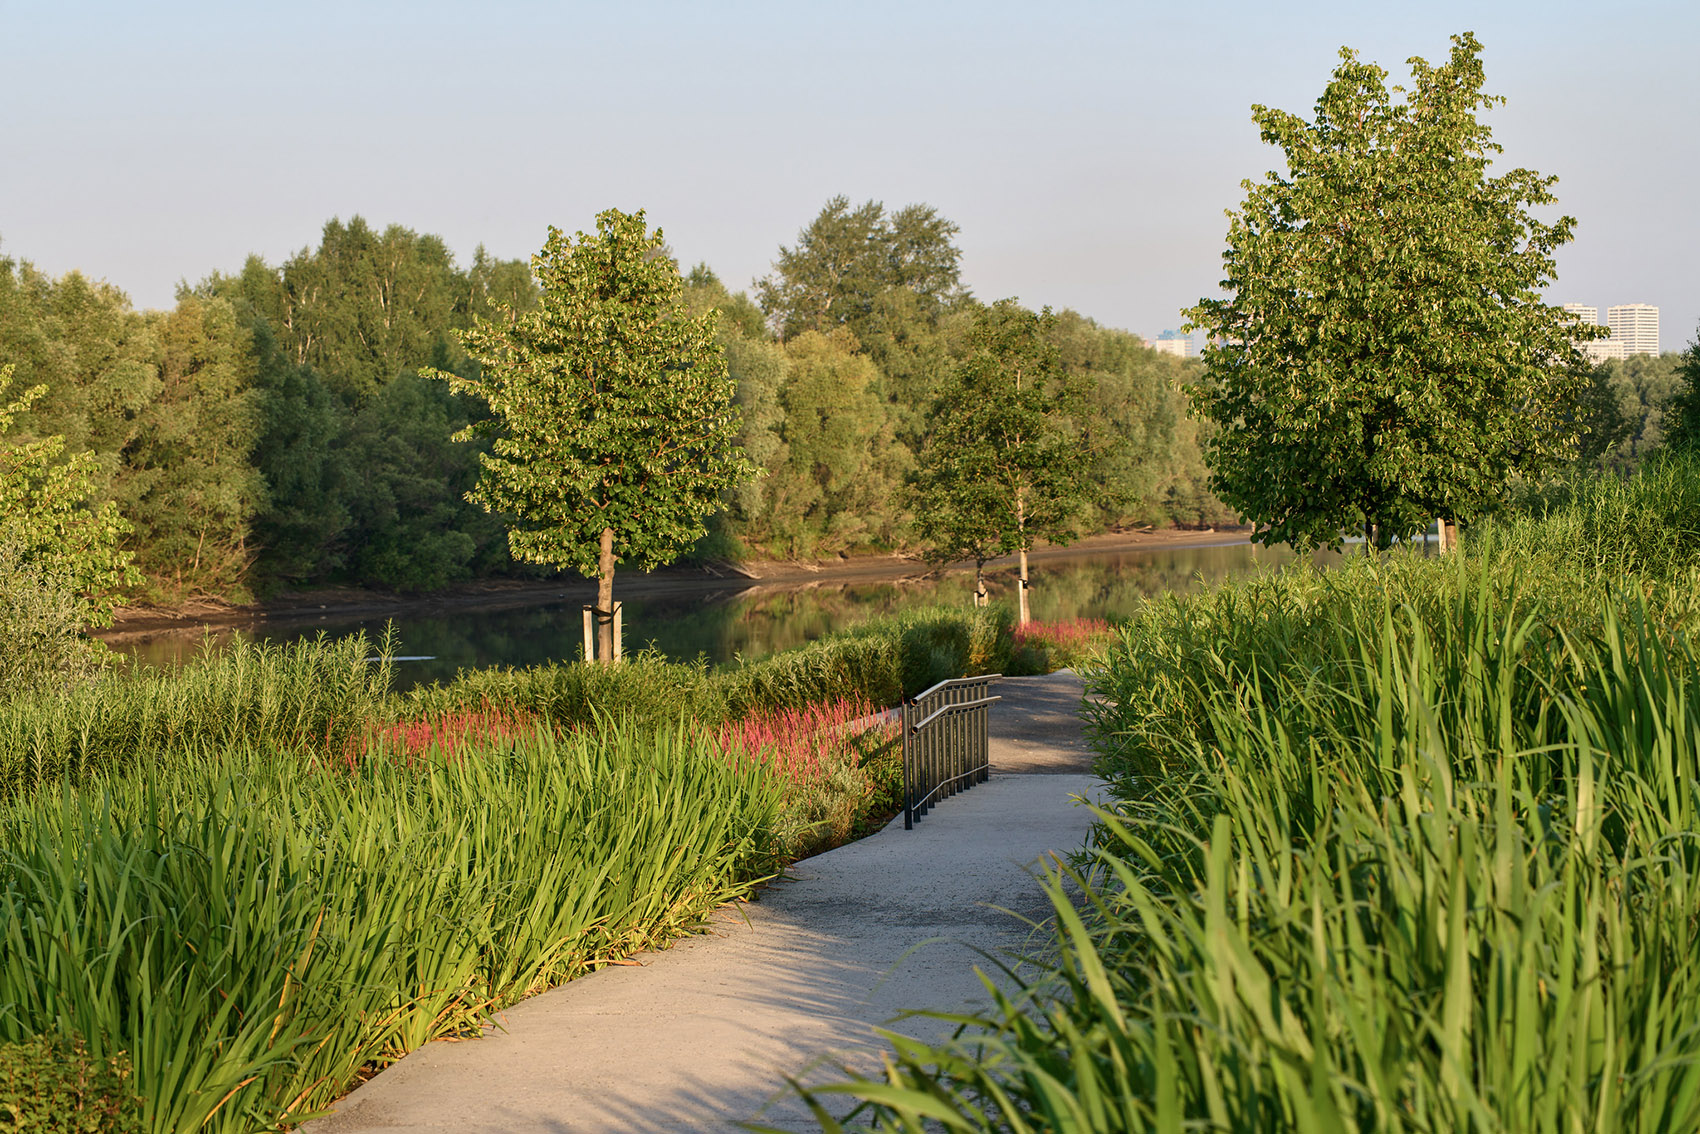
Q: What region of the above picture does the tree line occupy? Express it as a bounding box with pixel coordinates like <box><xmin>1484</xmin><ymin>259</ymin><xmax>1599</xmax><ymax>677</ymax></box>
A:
<box><xmin>0</xmin><ymin>200</ymin><xmax>1234</xmax><ymax>607</ymax></box>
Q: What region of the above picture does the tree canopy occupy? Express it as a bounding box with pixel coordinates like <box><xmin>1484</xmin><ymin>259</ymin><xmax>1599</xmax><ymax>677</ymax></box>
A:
<box><xmin>757</xmin><ymin>196</ymin><xmax>965</xmax><ymax>344</ymax></box>
<box><xmin>1186</xmin><ymin>33</ymin><xmax>1591</xmax><ymax>550</ymax></box>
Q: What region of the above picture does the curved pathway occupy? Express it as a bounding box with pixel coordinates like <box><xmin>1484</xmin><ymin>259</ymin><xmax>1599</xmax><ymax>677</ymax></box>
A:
<box><xmin>306</xmin><ymin>671</ymin><xmax>1100</xmax><ymax>1133</ymax></box>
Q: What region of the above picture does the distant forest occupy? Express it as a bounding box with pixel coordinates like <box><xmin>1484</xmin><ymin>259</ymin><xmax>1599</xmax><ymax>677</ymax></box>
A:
<box><xmin>0</xmin><ymin>196</ymin><xmax>1671</xmax><ymax>605</ymax></box>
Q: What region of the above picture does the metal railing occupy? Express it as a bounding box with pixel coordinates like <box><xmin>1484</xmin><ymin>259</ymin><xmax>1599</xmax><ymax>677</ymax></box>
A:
<box><xmin>902</xmin><ymin>674</ymin><xmax>1001</xmax><ymax>829</ymax></box>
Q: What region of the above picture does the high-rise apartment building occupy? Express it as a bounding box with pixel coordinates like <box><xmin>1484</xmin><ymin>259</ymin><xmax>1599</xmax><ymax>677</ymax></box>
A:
<box><xmin>1563</xmin><ymin>302</ymin><xmax>1621</xmax><ymax>363</ymax></box>
<box><xmin>1150</xmin><ymin>329</ymin><xmax>1193</xmax><ymax>358</ymax></box>
<box><xmin>1606</xmin><ymin>304</ymin><xmax>1660</xmax><ymax>357</ymax></box>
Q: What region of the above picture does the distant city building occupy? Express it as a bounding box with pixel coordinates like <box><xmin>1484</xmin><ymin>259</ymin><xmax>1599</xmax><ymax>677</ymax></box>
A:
<box><xmin>1563</xmin><ymin>302</ymin><xmax>1621</xmax><ymax>363</ymax></box>
<box><xmin>1607</xmin><ymin>303</ymin><xmax>1660</xmax><ymax>357</ymax></box>
<box><xmin>1150</xmin><ymin>329</ymin><xmax>1192</xmax><ymax>358</ymax></box>
<box><xmin>1560</xmin><ymin>301</ymin><xmax>1660</xmax><ymax>362</ymax></box>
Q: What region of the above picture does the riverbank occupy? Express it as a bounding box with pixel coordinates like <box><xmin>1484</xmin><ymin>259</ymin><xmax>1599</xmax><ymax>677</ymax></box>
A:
<box><xmin>95</xmin><ymin>526</ymin><xmax>1249</xmax><ymax>647</ymax></box>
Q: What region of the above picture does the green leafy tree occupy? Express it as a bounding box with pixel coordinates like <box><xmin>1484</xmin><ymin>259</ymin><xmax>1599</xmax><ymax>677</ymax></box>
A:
<box><xmin>757</xmin><ymin>196</ymin><xmax>964</xmax><ymax>344</ymax></box>
<box><xmin>1663</xmin><ymin>328</ymin><xmax>1700</xmax><ymax>452</ymax></box>
<box><xmin>0</xmin><ymin>365</ymin><xmax>141</xmax><ymax>626</ymax></box>
<box><xmin>764</xmin><ymin>329</ymin><xmax>905</xmax><ymax>558</ymax></box>
<box><xmin>342</xmin><ymin>372</ymin><xmax>503</xmax><ymax>591</ymax></box>
<box><xmin>908</xmin><ymin>301</ymin><xmax>1092</xmax><ymax>623</ymax></box>
<box><xmin>122</xmin><ymin>295</ymin><xmax>265</xmax><ymax>600</ymax></box>
<box><xmin>1185</xmin><ymin>33</ymin><xmax>1594</xmax><ymax>550</ymax></box>
<box><xmin>1049</xmin><ymin>310</ymin><xmax>1177</xmax><ymax>528</ymax></box>
<box><xmin>439</xmin><ymin>209</ymin><xmax>755</xmax><ymax>662</ymax></box>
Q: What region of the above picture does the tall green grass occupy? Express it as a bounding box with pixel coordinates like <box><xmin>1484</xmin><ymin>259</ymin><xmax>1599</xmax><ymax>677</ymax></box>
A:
<box><xmin>0</xmin><ymin>633</ymin><xmax>390</xmax><ymax>798</ymax></box>
<box><xmin>0</xmin><ymin>723</ymin><xmax>780</xmax><ymax>1131</ymax></box>
<box><xmin>784</xmin><ymin>565</ymin><xmax>1700</xmax><ymax>1132</ymax></box>
<box><xmin>780</xmin><ymin>459</ymin><xmax>1700</xmax><ymax>1132</ymax></box>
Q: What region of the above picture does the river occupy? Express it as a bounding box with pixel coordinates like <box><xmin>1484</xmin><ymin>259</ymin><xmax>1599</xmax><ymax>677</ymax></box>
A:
<box><xmin>119</xmin><ymin>540</ymin><xmax>1319</xmax><ymax>688</ymax></box>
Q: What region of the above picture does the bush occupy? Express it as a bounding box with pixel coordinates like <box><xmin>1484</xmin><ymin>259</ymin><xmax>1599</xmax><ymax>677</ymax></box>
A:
<box><xmin>1004</xmin><ymin>617</ymin><xmax>1114</xmax><ymax>676</ymax></box>
<box><xmin>0</xmin><ymin>539</ymin><xmax>110</xmax><ymax>696</ymax></box>
<box><xmin>0</xmin><ymin>1035</ymin><xmax>142</xmax><ymax>1133</ymax></box>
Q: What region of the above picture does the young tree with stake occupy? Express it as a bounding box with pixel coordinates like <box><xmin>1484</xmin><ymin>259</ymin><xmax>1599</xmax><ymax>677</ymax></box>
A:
<box><xmin>908</xmin><ymin>301</ymin><xmax>1091</xmax><ymax>625</ymax></box>
<box><xmin>436</xmin><ymin>210</ymin><xmax>754</xmax><ymax>663</ymax></box>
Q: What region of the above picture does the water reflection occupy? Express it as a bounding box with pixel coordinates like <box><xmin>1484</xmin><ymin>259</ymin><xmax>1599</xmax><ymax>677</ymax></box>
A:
<box><xmin>121</xmin><ymin>542</ymin><xmax>1316</xmax><ymax>688</ymax></box>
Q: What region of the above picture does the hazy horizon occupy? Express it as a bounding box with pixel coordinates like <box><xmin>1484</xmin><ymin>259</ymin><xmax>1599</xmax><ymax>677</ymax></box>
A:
<box><xmin>3</xmin><ymin>0</ymin><xmax>1694</xmax><ymax>350</ymax></box>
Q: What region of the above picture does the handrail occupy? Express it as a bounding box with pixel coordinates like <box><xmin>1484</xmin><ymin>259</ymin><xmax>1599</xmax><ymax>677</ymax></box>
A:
<box><xmin>909</xmin><ymin>695</ymin><xmax>1001</xmax><ymax>734</ymax></box>
<box><xmin>902</xmin><ymin>673</ymin><xmax>1001</xmax><ymax>829</ymax></box>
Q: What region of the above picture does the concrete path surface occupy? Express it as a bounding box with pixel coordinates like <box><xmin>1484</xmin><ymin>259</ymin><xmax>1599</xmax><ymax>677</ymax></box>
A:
<box><xmin>306</xmin><ymin>671</ymin><xmax>1100</xmax><ymax>1134</ymax></box>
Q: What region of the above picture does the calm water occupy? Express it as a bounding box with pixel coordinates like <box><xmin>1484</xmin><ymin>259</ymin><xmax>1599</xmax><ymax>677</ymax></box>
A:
<box><xmin>120</xmin><ymin>541</ymin><xmax>1314</xmax><ymax>688</ymax></box>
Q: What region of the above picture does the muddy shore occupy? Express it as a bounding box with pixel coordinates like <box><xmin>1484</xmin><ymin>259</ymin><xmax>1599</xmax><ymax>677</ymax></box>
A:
<box><xmin>94</xmin><ymin>526</ymin><xmax>1251</xmax><ymax>647</ymax></box>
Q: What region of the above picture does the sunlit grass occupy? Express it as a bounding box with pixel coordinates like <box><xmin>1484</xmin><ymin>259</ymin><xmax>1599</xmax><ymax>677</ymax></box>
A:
<box><xmin>774</xmin><ymin>457</ymin><xmax>1700</xmax><ymax>1133</ymax></box>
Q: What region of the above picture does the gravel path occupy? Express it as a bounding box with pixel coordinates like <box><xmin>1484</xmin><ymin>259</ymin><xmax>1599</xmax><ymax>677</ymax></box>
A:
<box><xmin>305</xmin><ymin>672</ymin><xmax>1100</xmax><ymax>1133</ymax></box>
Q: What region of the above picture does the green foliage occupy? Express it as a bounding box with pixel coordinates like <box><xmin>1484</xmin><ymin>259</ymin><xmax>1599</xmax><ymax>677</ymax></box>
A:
<box><xmin>0</xmin><ymin>1034</ymin><xmax>142</xmax><ymax>1133</ymax></box>
<box><xmin>1574</xmin><ymin>351</ymin><xmax>1687</xmax><ymax>473</ymax></box>
<box><xmin>443</xmin><ymin>209</ymin><xmax>756</xmax><ymax>581</ymax></box>
<box><xmin>0</xmin><ymin>365</ymin><xmax>141</xmax><ymax>625</ymax></box>
<box><xmin>242</xmin><ymin>315</ymin><xmax>352</xmax><ymax>584</ymax></box>
<box><xmin>908</xmin><ymin>302</ymin><xmax>1096</xmax><ymax>579</ymax></box>
<box><xmin>245</xmin><ymin>217</ymin><xmax>469</xmax><ymax>403</ymax></box>
<box><xmin>757</xmin><ymin>196</ymin><xmax>964</xmax><ymax>344</ymax></box>
<box><xmin>789</xmin><ymin>493</ymin><xmax>1700</xmax><ymax>1133</ymax></box>
<box><xmin>758</xmin><ymin>329</ymin><xmax>906</xmax><ymax>557</ymax></box>
<box><xmin>0</xmin><ymin>633</ymin><xmax>390</xmax><ymax>798</ymax></box>
<box><xmin>122</xmin><ymin>295</ymin><xmax>265</xmax><ymax>600</ymax></box>
<box><xmin>1186</xmin><ymin>33</ymin><xmax>1590</xmax><ymax>550</ymax></box>
<box><xmin>0</xmin><ymin>724</ymin><xmax>780</xmax><ymax>1132</ymax></box>
<box><xmin>1663</xmin><ymin>324</ymin><xmax>1700</xmax><ymax>451</ymax></box>
<box><xmin>0</xmin><ymin>536</ymin><xmax>111</xmax><ymax>696</ymax></box>
<box><xmin>1051</xmin><ymin>311</ymin><xmax>1177</xmax><ymax>527</ymax></box>
<box><xmin>342</xmin><ymin>372</ymin><xmax>502</xmax><ymax>590</ymax></box>
<box><xmin>405</xmin><ymin>649</ymin><xmax>725</xmax><ymax>730</ymax></box>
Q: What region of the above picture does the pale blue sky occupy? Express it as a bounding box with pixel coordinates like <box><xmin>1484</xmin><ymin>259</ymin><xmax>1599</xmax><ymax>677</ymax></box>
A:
<box><xmin>2</xmin><ymin>0</ymin><xmax>1694</xmax><ymax>350</ymax></box>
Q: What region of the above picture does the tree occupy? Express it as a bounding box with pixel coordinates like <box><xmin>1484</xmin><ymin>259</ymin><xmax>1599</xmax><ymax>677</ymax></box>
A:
<box><xmin>1663</xmin><ymin>327</ymin><xmax>1700</xmax><ymax>451</ymax></box>
<box><xmin>438</xmin><ymin>209</ymin><xmax>755</xmax><ymax>662</ymax></box>
<box><xmin>122</xmin><ymin>295</ymin><xmax>265</xmax><ymax>600</ymax></box>
<box><xmin>1185</xmin><ymin>33</ymin><xmax>1594</xmax><ymax>551</ymax></box>
<box><xmin>0</xmin><ymin>365</ymin><xmax>140</xmax><ymax>626</ymax></box>
<box><xmin>907</xmin><ymin>301</ymin><xmax>1092</xmax><ymax>623</ymax></box>
<box><xmin>763</xmin><ymin>329</ymin><xmax>905</xmax><ymax>558</ymax></box>
<box><xmin>756</xmin><ymin>196</ymin><xmax>964</xmax><ymax>344</ymax></box>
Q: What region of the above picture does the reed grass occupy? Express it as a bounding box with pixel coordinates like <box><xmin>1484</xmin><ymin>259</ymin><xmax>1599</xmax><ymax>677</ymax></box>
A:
<box><xmin>0</xmin><ymin>632</ymin><xmax>390</xmax><ymax>798</ymax></box>
<box><xmin>777</xmin><ymin>459</ymin><xmax>1700</xmax><ymax>1132</ymax></box>
<box><xmin>0</xmin><ymin>722</ymin><xmax>782</xmax><ymax>1132</ymax></box>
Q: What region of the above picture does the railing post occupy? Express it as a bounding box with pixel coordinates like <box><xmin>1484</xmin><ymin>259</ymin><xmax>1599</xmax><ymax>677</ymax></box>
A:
<box><xmin>902</xmin><ymin>696</ymin><xmax>914</xmax><ymax>830</ymax></box>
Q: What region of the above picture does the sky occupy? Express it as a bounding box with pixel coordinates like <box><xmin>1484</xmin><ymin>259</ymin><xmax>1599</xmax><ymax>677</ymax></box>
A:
<box><xmin>2</xmin><ymin>0</ymin><xmax>1695</xmax><ymax>352</ymax></box>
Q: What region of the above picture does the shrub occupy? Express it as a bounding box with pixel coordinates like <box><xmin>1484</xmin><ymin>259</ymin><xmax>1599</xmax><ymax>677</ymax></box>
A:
<box><xmin>1005</xmin><ymin>617</ymin><xmax>1113</xmax><ymax>675</ymax></box>
<box><xmin>0</xmin><ymin>538</ymin><xmax>110</xmax><ymax>697</ymax></box>
<box><xmin>713</xmin><ymin>698</ymin><xmax>901</xmax><ymax>857</ymax></box>
<box><xmin>0</xmin><ymin>1035</ymin><xmax>142</xmax><ymax>1134</ymax></box>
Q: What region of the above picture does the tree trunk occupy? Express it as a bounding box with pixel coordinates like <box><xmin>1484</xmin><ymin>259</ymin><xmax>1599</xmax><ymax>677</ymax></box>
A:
<box><xmin>973</xmin><ymin>560</ymin><xmax>988</xmax><ymax>608</ymax></box>
<box><xmin>1016</xmin><ymin>493</ymin><xmax>1031</xmax><ymax>626</ymax></box>
<box><xmin>1017</xmin><ymin>547</ymin><xmax>1031</xmax><ymax>626</ymax></box>
<box><xmin>597</xmin><ymin>525</ymin><xmax>616</xmax><ymax>665</ymax></box>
